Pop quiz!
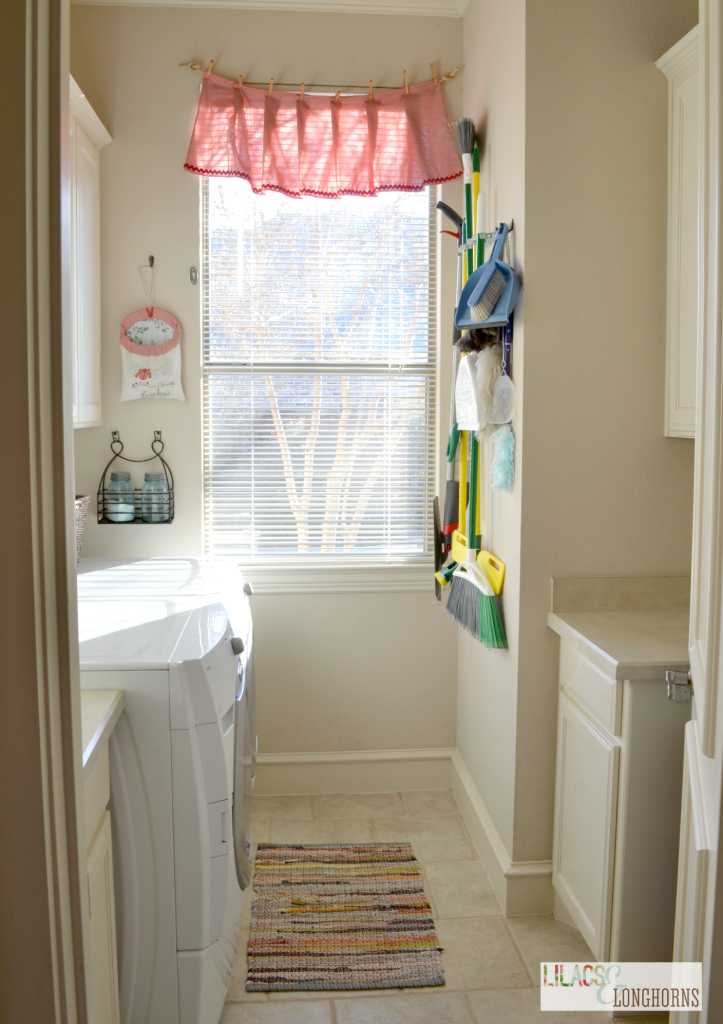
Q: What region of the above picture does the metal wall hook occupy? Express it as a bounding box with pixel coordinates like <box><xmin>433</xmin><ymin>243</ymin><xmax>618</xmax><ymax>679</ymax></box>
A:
<box><xmin>138</xmin><ymin>257</ymin><xmax>156</xmax><ymax>315</ymax></box>
<box><xmin>98</xmin><ymin>431</ymin><xmax>175</xmax><ymax>524</ymax></box>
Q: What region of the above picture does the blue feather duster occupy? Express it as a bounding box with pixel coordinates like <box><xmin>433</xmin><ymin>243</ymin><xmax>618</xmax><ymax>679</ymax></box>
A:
<box><xmin>490</xmin><ymin>424</ymin><xmax>515</xmax><ymax>493</ymax></box>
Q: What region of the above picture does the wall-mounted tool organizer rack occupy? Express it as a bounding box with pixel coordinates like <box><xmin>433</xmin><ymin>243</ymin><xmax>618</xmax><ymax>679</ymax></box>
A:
<box><xmin>97</xmin><ymin>430</ymin><xmax>175</xmax><ymax>524</ymax></box>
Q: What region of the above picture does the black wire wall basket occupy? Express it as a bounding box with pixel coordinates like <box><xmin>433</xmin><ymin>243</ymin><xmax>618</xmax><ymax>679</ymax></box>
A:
<box><xmin>97</xmin><ymin>431</ymin><xmax>175</xmax><ymax>524</ymax></box>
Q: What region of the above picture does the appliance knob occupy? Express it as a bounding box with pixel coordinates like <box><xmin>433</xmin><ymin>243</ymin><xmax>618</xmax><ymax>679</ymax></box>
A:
<box><xmin>230</xmin><ymin>636</ymin><xmax>245</xmax><ymax>655</ymax></box>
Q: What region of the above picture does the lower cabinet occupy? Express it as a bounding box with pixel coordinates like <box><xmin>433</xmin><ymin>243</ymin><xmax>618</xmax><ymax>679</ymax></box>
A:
<box><xmin>85</xmin><ymin>745</ymin><xmax>121</xmax><ymax>1024</ymax></box>
<box><xmin>552</xmin><ymin>640</ymin><xmax>690</xmax><ymax>960</ymax></box>
<box><xmin>553</xmin><ymin>693</ymin><xmax>620</xmax><ymax>957</ymax></box>
<box><xmin>87</xmin><ymin>812</ymin><xmax>121</xmax><ymax>1024</ymax></box>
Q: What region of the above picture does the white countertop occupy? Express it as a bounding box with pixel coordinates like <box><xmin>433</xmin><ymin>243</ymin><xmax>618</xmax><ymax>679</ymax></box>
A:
<box><xmin>547</xmin><ymin>608</ymin><xmax>690</xmax><ymax>680</ymax></box>
<box><xmin>81</xmin><ymin>690</ymin><xmax>125</xmax><ymax>781</ymax></box>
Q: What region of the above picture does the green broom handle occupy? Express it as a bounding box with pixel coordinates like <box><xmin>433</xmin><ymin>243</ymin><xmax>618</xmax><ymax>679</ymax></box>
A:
<box><xmin>465</xmin><ymin>180</ymin><xmax>474</xmax><ymax>278</ymax></box>
<box><xmin>468</xmin><ymin>433</ymin><xmax>478</xmax><ymax>550</ymax></box>
<box><xmin>462</xmin><ymin>152</ymin><xmax>474</xmax><ymax>278</ymax></box>
<box><xmin>473</xmin><ymin>147</ymin><xmax>482</xmax><ymax>270</ymax></box>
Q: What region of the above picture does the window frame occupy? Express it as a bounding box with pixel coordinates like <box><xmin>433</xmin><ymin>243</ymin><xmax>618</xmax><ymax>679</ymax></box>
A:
<box><xmin>201</xmin><ymin>176</ymin><xmax>440</xmax><ymax>594</ymax></box>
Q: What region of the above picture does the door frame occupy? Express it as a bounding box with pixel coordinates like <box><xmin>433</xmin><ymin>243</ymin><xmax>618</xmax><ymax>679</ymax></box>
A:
<box><xmin>676</xmin><ymin>1</ymin><xmax>723</xmax><ymax>1018</ymax></box>
<box><xmin>0</xmin><ymin>0</ymin><xmax>89</xmax><ymax>1020</ymax></box>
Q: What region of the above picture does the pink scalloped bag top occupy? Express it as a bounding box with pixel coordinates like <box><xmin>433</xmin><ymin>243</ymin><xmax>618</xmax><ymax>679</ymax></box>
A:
<box><xmin>119</xmin><ymin>307</ymin><xmax>185</xmax><ymax>402</ymax></box>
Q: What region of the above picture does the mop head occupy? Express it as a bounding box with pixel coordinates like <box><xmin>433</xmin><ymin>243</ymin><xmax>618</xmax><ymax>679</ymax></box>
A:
<box><xmin>490</xmin><ymin>423</ymin><xmax>515</xmax><ymax>493</ymax></box>
<box><xmin>475</xmin><ymin>343</ymin><xmax>503</xmax><ymax>419</ymax></box>
<box><xmin>444</xmin><ymin>561</ymin><xmax>508</xmax><ymax>649</ymax></box>
<box><xmin>456</xmin><ymin>328</ymin><xmax>499</xmax><ymax>354</ymax></box>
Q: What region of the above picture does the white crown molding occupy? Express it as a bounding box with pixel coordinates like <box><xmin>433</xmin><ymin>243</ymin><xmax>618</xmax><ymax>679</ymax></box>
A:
<box><xmin>71</xmin><ymin>0</ymin><xmax>466</xmax><ymax>14</ymax></box>
<box><xmin>70</xmin><ymin>74</ymin><xmax>112</xmax><ymax>148</ymax></box>
<box><xmin>655</xmin><ymin>23</ymin><xmax>699</xmax><ymax>79</ymax></box>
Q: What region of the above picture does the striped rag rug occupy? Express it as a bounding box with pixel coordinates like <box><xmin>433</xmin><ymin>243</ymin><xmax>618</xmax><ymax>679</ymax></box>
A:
<box><xmin>246</xmin><ymin>842</ymin><xmax>445</xmax><ymax>992</ymax></box>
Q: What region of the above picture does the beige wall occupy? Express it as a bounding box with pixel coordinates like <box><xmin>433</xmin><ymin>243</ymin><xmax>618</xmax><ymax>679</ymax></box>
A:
<box><xmin>519</xmin><ymin>0</ymin><xmax>698</xmax><ymax>862</ymax></box>
<box><xmin>457</xmin><ymin>0</ymin><xmax>526</xmax><ymax>854</ymax></box>
<box><xmin>253</xmin><ymin>592</ymin><xmax>457</xmax><ymax>752</ymax></box>
<box><xmin>460</xmin><ymin>0</ymin><xmax>697</xmax><ymax>864</ymax></box>
<box><xmin>70</xmin><ymin>5</ymin><xmax>462</xmax><ymax>754</ymax></box>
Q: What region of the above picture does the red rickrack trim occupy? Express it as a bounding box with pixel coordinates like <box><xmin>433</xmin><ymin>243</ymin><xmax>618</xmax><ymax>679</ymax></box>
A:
<box><xmin>183</xmin><ymin>163</ymin><xmax>462</xmax><ymax>199</ymax></box>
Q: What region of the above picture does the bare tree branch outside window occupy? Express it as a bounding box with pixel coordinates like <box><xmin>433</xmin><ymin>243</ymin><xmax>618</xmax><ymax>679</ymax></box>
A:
<box><xmin>202</xmin><ymin>177</ymin><xmax>436</xmax><ymax>562</ymax></box>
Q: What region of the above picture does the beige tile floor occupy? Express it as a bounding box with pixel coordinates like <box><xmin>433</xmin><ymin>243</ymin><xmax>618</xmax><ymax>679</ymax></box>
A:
<box><xmin>221</xmin><ymin>791</ymin><xmax>667</xmax><ymax>1024</ymax></box>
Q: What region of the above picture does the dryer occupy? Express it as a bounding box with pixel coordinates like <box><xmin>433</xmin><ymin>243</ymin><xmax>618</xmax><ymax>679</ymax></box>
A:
<box><xmin>77</xmin><ymin>558</ymin><xmax>255</xmax><ymax>1024</ymax></box>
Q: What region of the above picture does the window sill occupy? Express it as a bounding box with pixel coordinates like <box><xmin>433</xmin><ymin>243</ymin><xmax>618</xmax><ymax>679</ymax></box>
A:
<box><xmin>236</xmin><ymin>562</ymin><xmax>435</xmax><ymax>595</ymax></box>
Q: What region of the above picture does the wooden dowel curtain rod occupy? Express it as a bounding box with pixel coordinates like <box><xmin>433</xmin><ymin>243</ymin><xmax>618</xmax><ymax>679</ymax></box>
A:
<box><xmin>179</xmin><ymin>61</ymin><xmax>458</xmax><ymax>93</ymax></box>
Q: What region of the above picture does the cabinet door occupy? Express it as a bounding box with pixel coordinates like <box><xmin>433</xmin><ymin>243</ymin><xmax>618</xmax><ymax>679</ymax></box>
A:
<box><xmin>87</xmin><ymin>810</ymin><xmax>120</xmax><ymax>1024</ymax></box>
<box><xmin>671</xmin><ymin>721</ymin><xmax>711</xmax><ymax>1024</ymax></box>
<box><xmin>73</xmin><ymin>119</ymin><xmax>102</xmax><ymax>428</ymax></box>
<box><xmin>553</xmin><ymin>693</ymin><xmax>620</xmax><ymax>959</ymax></box>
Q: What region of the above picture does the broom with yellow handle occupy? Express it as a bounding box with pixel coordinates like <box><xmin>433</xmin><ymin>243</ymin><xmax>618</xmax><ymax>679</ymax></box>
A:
<box><xmin>444</xmin><ymin>431</ymin><xmax>507</xmax><ymax>648</ymax></box>
<box><xmin>435</xmin><ymin>430</ymin><xmax>467</xmax><ymax>588</ymax></box>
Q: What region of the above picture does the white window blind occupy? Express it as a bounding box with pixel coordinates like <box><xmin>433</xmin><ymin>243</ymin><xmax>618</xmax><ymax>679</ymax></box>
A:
<box><xmin>202</xmin><ymin>177</ymin><xmax>437</xmax><ymax>574</ymax></box>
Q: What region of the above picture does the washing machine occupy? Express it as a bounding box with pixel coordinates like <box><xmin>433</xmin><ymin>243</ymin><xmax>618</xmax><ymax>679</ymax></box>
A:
<box><xmin>77</xmin><ymin>557</ymin><xmax>256</xmax><ymax>1024</ymax></box>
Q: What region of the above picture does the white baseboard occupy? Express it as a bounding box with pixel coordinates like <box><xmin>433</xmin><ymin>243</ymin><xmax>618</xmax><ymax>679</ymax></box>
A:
<box><xmin>449</xmin><ymin>750</ymin><xmax>553</xmax><ymax>917</ymax></box>
<box><xmin>255</xmin><ymin>746</ymin><xmax>553</xmax><ymax>917</ymax></box>
<box><xmin>255</xmin><ymin>748</ymin><xmax>456</xmax><ymax>795</ymax></box>
<box><xmin>554</xmin><ymin>888</ymin><xmax>578</xmax><ymax>929</ymax></box>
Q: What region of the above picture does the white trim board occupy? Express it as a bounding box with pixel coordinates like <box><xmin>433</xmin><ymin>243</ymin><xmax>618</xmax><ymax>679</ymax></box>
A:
<box><xmin>71</xmin><ymin>0</ymin><xmax>467</xmax><ymax>14</ymax></box>
<box><xmin>449</xmin><ymin>749</ymin><xmax>553</xmax><ymax>917</ymax></box>
<box><xmin>255</xmin><ymin>746</ymin><xmax>553</xmax><ymax>916</ymax></box>
<box><xmin>241</xmin><ymin>563</ymin><xmax>434</xmax><ymax>595</ymax></box>
<box><xmin>70</xmin><ymin>74</ymin><xmax>112</xmax><ymax>150</ymax></box>
<box><xmin>255</xmin><ymin>748</ymin><xmax>456</xmax><ymax>794</ymax></box>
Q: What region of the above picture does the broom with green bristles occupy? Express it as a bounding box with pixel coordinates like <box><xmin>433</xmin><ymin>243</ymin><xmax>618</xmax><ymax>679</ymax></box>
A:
<box><xmin>444</xmin><ymin>430</ymin><xmax>507</xmax><ymax>649</ymax></box>
<box><xmin>449</xmin><ymin>117</ymin><xmax>477</xmax><ymax>280</ymax></box>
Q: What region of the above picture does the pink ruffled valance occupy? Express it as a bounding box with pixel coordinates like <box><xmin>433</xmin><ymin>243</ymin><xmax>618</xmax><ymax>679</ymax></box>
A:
<box><xmin>184</xmin><ymin>74</ymin><xmax>462</xmax><ymax>199</ymax></box>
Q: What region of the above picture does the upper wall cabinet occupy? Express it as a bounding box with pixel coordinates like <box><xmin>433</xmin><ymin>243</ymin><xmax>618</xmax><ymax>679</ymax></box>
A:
<box><xmin>70</xmin><ymin>76</ymin><xmax>111</xmax><ymax>429</ymax></box>
<box><xmin>657</xmin><ymin>26</ymin><xmax>699</xmax><ymax>439</ymax></box>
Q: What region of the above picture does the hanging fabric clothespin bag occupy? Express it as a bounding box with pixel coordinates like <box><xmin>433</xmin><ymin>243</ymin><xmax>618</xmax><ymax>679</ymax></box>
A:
<box><xmin>119</xmin><ymin>257</ymin><xmax>185</xmax><ymax>401</ymax></box>
<box><xmin>119</xmin><ymin>307</ymin><xmax>185</xmax><ymax>401</ymax></box>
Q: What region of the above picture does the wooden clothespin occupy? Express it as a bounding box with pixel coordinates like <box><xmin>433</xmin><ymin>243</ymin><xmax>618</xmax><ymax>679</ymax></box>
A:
<box><xmin>335</xmin><ymin>90</ymin><xmax>341</xmax><ymax>102</ymax></box>
<box><xmin>206</xmin><ymin>59</ymin><xmax>214</xmax><ymax>77</ymax></box>
<box><xmin>300</xmin><ymin>83</ymin><xmax>305</xmax><ymax>101</ymax></box>
<box><xmin>238</xmin><ymin>74</ymin><xmax>243</xmax><ymax>88</ymax></box>
<box><xmin>368</xmin><ymin>80</ymin><xmax>373</xmax><ymax>100</ymax></box>
<box><xmin>430</xmin><ymin>62</ymin><xmax>438</xmax><ymax>85</ymax></box>
<box><xmin>403</xmin><ymin>70</ymin><xmax>409</xmax><ymax>95</ymax></box>
<box><xmin>268</xmin><ymin>78</ymin><xmax>274</xmax><ymax>97</ymax></box>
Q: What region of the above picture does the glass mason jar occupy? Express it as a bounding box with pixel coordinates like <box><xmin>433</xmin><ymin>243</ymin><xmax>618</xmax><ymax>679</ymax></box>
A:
<box><xmin>141</xmin><ymin>471</ymin><xmax>170</xmax><ymax>523</ymax></box>
<box><xmin>107</xmin><ymin>471</ymin><xmax>135</xmax><ymax>522</ymax></box>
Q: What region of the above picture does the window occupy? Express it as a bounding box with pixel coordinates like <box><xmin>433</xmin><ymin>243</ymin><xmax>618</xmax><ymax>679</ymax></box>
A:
<box><xmin>202</xmin><ymin>177</ymin><xmax>437</xmax><ymax>588</ymax></box>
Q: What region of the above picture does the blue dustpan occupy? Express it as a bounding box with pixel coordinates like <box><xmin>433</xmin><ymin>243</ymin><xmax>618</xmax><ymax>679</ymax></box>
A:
<box><xmin>455</xmin><ymin>223</ymin><xmax>521</xmax><ymax>330</ymax></box>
